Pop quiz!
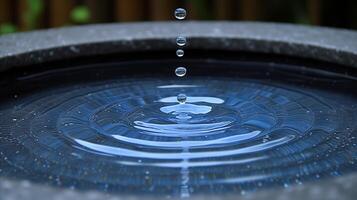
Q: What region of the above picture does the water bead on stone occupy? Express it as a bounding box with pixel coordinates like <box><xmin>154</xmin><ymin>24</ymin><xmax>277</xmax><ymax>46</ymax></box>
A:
<box><xmin>174</xmin><ymin>8</ymin><xmax>187</xmax><ymax>20</ymax></box>
<box><xmin>176</xmin><ymin>49</ymin><xmax>184</xmax><ymax>57</ymax></box>
<box><xmin>176</xmin><ymin>36</ymin><xmax>187</xmax><ymax>47</ymax></box>
<box><xmin>175</xmin><ymin>67</ymin><xmax>187</xmax><ymax>77</ymax></box>
<box><xmin>177</xmin><ymin>94</ymin><xmax>187</xmax><ymax>104</ymax></box>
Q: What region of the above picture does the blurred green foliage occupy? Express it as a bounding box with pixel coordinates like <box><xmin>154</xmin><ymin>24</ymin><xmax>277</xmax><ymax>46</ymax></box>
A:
<box><xmin>0</xmin><ymin>0</ymin><xmax>44</xmax><ymax>35</ymax></box>
<box><xmin>24</xmin><ymin>0</ymin><xmax>44</xmax><ymax>29</ymax></box>
<box><xmin>71</xmin><ymin>6</ymin><xmax>91</xmax><ymax>24</ymax></box>
<box><xmin>0</xmin><ymin>23</ymin><xmax>17</xmax><ymax>34</ymax></box>
<box><xmin>0</xmin><ymin>0</ymin><xmax>356</xmax><ymax>35</ymax></box>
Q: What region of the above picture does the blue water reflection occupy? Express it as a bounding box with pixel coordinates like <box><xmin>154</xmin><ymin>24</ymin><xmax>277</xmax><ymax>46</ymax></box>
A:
<box><xmin>0</xmin><ymin>77</ymin><xmax>356</xmax><ymax>196</ymax></box>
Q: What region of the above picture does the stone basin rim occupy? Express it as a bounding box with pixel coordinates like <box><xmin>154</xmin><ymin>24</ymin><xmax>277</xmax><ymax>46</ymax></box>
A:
<box><xmin>0</xmin><ymin>21</ymin><xmax>357</xmax><ymax>71</ymax></box>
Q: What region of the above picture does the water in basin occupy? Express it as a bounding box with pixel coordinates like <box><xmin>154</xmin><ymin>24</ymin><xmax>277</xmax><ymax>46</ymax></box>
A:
<box><xmin>0</xmin><ymin>56</ymin><xmax>356</xmax><ymax>197</ymax></box>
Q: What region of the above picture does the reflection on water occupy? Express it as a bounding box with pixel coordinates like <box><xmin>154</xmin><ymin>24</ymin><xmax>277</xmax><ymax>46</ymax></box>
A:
<box><xmin>0</xmin><ymin>77</ymin><xmax>356</xmax><ymax>196</ymax></box>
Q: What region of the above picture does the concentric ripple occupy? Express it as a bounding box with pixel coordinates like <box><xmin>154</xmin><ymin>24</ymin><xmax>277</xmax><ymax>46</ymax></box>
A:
<box><xmin>0</xmin><ymin>77</ymin><xmax>356</xmax><ymax>196</ymax></box>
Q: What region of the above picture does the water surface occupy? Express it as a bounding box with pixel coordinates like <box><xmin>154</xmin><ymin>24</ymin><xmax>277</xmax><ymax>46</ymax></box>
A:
<box><xmin>0</xmin><ymin>59</ymin><xmax>356</xmax><ymax>197</ymax></box>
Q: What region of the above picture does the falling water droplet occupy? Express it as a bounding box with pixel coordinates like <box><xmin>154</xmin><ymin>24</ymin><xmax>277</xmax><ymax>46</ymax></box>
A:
<box><xmin>176</xmin><ymin>49</ymin><xmax>184</xmax><ymax>57</ymax></box>
<box><xmin>177</xmin><ymin>94</ymin><xmax>187</xmax><ymax>104</ymax></box>
<box><xmin>174</xmin><ymin>8</ymin><xmax>187</xmax><ymax>20</ymax></box>
<box><xmin>176</xmin><ymin>36</ymin><xmax>187</xmax><ymax>47</ymax></box>
<box><xmin>175</xmin><ymin>67</ymin><xmax>187</xmax><ymax>77</ymax></box>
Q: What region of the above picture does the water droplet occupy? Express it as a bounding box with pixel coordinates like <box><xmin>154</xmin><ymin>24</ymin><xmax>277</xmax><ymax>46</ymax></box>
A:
<box><xmin>175</xmin><ymin>67</ymin><xmax>187</xmax><ymax>77</ymax></box>
<box><xmin>176</xmin><ymin>36</ymin><xmax>187</xmax><ymax>47</ymax></box>
<box><xmin>176</xmin><ymin>49</ymin><xmax>184</xmax><ymax>57</ymax></box>
<box><xmin>174</xmin><ymin>8</ymin><xmax>186</xmax><ymax>20</ymax></box>
<box><xmin>177</xmin><ymin>94</ymin><xmax>187</xmax><ymax>104</ymax></box>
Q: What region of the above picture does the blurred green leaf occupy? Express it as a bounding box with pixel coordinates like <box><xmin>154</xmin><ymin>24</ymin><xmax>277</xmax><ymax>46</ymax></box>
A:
<box><xmin>28</xmin><ymin>0</ymin><xmax>43</xmax><ymax>14</ymax></box>
<box><xmin>24</xmin><ymin>0</ymin><xmax>44</xmax><ymax>30</ymax></box>
<box><xmin>71</xmin><ymin>6</ymin><xmax>91</xmax><ymax>24</ymax></box>
<box><xmin>0</xmin><ymin>23</ymin><xmax>17</xmax><ymax>35</ymax></box>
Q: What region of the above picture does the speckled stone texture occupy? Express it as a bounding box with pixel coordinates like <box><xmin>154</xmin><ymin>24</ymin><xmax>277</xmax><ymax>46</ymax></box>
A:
<box><xmin>1</xmin><ymin>174</ymin><xmax>356</xmax><ymax>200</ymax></box>
<box><xmin>0</xmin><ymin>22</ymin><xmax>357</xmax><ymax>70</ymax></box>
<box><xmin>0</xmin><ymin>22</ymin><xmax>356</xmax><ymax>200</ymax></box>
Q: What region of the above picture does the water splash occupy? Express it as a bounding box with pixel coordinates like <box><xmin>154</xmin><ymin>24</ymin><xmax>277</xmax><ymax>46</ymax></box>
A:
<box><xmin>177</xmin><ymin>94</ymin><xmax>187</xmax><ymax>104</ymax></box>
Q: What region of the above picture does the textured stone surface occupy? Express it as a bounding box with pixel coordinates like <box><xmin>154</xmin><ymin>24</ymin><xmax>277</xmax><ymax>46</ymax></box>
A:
<box><xmin>0</xmin><ymin>22</ymin><xmax>356</xmax><ymax>199</ymax></box>
<box><xmin>0</xmin><ymin>22</ymin><xmax>357</xmax><ymax>71</ymax></box>
<box><xmin>1</xmin><ymin>173</ymin><xmax>357</xmax><ymax>200</ymax></box>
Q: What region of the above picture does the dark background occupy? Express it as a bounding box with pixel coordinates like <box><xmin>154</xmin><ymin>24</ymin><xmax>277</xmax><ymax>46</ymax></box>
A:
<box><xmin>0</xmin><ymin>0</ymin><xmax>357</xmax><ymax>35</ymax></box>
